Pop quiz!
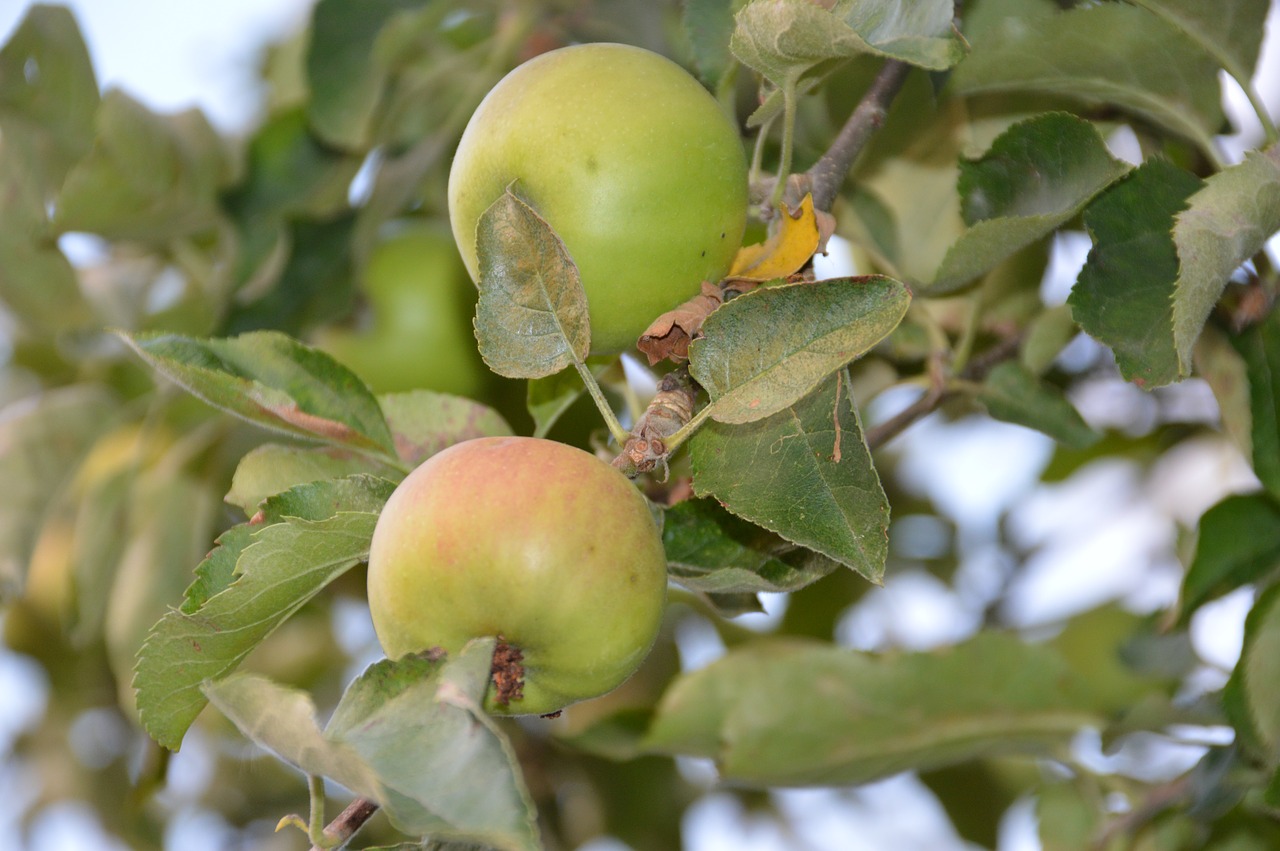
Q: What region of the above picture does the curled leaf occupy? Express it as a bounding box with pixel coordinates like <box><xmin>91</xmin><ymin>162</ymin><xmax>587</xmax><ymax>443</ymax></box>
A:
<box><xmin>613</xmin><ymin>368</ymin><xmax>699</xmax><ymax>477</ymax></box>
<box><xmin>637</xmin><ymin>282</ymin><xmax>725</xmax><ymax>366</ymax></box>
<box><xmin>729</xmin><ymin>193</ymin><xmax>823</xmax><ymax>280</ymax></box>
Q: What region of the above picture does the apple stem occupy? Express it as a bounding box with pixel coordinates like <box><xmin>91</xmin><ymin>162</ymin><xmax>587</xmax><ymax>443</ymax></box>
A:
<box><xmin>574</xmin><ymin>359</ymin><xmax>631</xmax><ymax>446</ymax></box>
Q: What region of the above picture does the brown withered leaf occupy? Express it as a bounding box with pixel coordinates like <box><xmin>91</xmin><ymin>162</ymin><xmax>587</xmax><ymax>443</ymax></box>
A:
<box><xmin>637</xmin><ymin>281</ymin><xmax>725</xmax><ymax>365</ymax></box>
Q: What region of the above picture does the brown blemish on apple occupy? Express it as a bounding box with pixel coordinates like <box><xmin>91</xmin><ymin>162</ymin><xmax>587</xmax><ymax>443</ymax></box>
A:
<box><xmin>490</xmin><ymin>636</ymin><xmax>525</xmax><ymax>706</ymax></box>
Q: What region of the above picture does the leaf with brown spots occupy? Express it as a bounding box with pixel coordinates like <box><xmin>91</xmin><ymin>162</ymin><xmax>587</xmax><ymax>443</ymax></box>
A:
<box><xmin>119</xmin><ymin>330</ymin><xmax>398</xmax><ymax>458</ymax></box>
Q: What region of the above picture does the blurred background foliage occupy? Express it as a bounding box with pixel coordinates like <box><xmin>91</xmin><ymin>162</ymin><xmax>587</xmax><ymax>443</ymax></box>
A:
<box><xmin>0</xmin><ymin>0</ymin><xmax>1278</xmax><ymax>849</ymax></box>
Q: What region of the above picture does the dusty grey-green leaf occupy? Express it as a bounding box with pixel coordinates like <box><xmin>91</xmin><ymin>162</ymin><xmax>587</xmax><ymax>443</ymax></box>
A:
<box><xmin>689</xmin><ymin>276</ymin><xmax>909</xmax><ymax>424</ymax></box>
<box><xmin>203</xmin><ymin>673</ymin><xmax>384</xmax><ymax>800</ymax></box>
<box><xmin>474</xmin><ymin>189</ymin><xmax>591</xmax><ymax>379</ymax></box>
<box><xmin>1172</xmin><ymin>144</ymin><xmax>1280</xmax><ymax>376</ymax></box>
<box><xmin>644</xmin><ymin>628</ymin><xmax>1158</xmax><ymax>786</ymax></box>
<box><xmin>950</xmin><ymin>0</ymin><xmax>1224</xmax><ymax>157</ymax></box>
<box><xmin>328</xmin><ymin>641</ymin><xmax>540</xmax><ymax>850</ymax></box>
<box><xmin>1128</xmin><ymin>0</ymin><xmax>1269</xmax><ymax>91</ymax></box>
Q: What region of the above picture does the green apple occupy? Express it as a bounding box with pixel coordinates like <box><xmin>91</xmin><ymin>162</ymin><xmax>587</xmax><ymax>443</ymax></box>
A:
<box><xmin>366</xmin><ymin>436</ymin><xmax>668</xmax><ymax>715</ymax></box>
<box><xmin>448</xmin><ymin>42</ymin><xmax>749</xmax><ymax>354</ymax></box>
<box><xmin>317</xmin><ymin>223</ymin><xmax>488</xmax><ymax>397</ymax></box>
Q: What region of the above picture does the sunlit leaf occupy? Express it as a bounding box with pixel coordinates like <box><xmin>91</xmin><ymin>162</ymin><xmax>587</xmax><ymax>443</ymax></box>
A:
<box><xmin>134</xmin><ymin>476</ymin><xmax>394</xmax><ymax>750</ymax></box>
<box><xmin>1172</xmin><ymin>144</ymin><xmax>1280</xmax><ymax>375</ymax></box>
<box><xmin>119</xmin><ymin>330</ymin><xmax>398</xmax><ymax>457</ymax></box>
<box><xmin>690</xmin><ymin>372</ymin><xmax>889</xmax><ymax>582</ymax></box>
<box><xmin>950</xmin><ymin>0</ymin><xmax>1224</xmax><ymax>156</ymax></box>
<box><xmin>203</xmin><ymin>673</ymin><xmax>385</xmax><ymax>800</ymax></box>
<box><xmin>1067</xmin><ymin>160</ymin><xmax>1203</xmax><ymax>388</ymax></box>
<box><xmin>474</xmin><ymin>189</ymin><xmax>591</xmax><ymax>378</ymax></box>
<box><xmin>690</xmin><ymin>276</ymin><xmax>909</xmax><ymax>423</ymax></box>
<box><xmin>226</xmin><ymin>444</ymin><xmax>375</xmax><ymax>517</ymax></box>
<box><xmin>732</xmin><ymin>0</ymin><xmax>964</xmax><ymax>91</ymax></box>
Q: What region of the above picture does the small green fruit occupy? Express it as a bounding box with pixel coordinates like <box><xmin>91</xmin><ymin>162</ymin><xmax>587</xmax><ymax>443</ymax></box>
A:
<box><xmin>366</xmin><ymin>436</ymin><xmax>668</xmax><ymax>715</ymax></box>
<box><xmin>317</xmin><ymin>224</ymin><xmax>488</xmax><ymax>397</ymax></box>
<box><xmin>448</xmin><ymin>42</ymin><xmax>749</xmax><ymax>353</ymax></box>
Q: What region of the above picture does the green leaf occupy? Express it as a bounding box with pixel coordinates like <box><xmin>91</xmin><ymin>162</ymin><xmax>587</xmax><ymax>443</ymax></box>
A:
<box><xmin>527</xmin><ymin>356</ymin><xmax>616</xmax><ymax>439</ymax></box>
<box><xmin>1037</xmin><ymin>781</ymin><xmax>1101</xmax><ymax>851</ymax></box>
<box><xmin>222</xmin><ymin>215</ymin><xmax>358</xmax><ymax>338</ymax></box>
<box><xmin>104</xmin><ymin>474</ymin><xmax>219</xmax><ymax>715</ymax></box>
<box><xmin>1172</xmin><ymin>144</ymin><xmax>1280</xmax><ymax>375</ymax></box>
<box><xmin>225</xmin><ymin>444</ymin><xmax>375</xmax><ymax>517</ymax></box>
<box><xmin>663</xmin><ymin>498</ymin><xmax>839</xmax><ymax>595</ymax></box>
<box><xmin>689</xmin><ymin>276</ymin><xmax>910</xmax><ymax>424</ymax></box>
<box><xmin>684</xmin><ymin>0</ymin><xmax>737</xmax><ymax>86</ymax></box>
<box><xmin>950</xmin><ymin>0</ymin><xmax>1224</xmax><ymax>156</ymax></box>
<box><xmin>54</xmin><ymin>90</ymin><xmax>229</xmax><ymax>241</ymax></box>
<box><xmin>326</xmin><ymin>642</ymin><xmax>540</xmax><ymax>850</ymax></box>
<box><xmin>643</xmin><ymin>631</ymin><xmax>1152</xmax><ymax>786</ymax></box>
<box><xmin>977</xmin><ymin>362</ymin><xmax>1099</xmax><ymax>449</ymax></box>
<box><xmin>306</xmin><ymin>0</ymin><xmax>422</xmax><ymax>149</ymax></box>
<box><xmin>690</xmin><ymin>372</ymin><xmax>889</xmax><ymax>582</ymax></box>
<box><xmin>1067</xmin><ymin>160</ymin><xmax>1204</xmax><ymax>388</ymax></box>
<box><xmin>0</xmin><ymin>129</ymin><xmax>92</xmax><ymax>335</ymax></box>
<box><xmin>731</xmin><ymin>0</ymin><xmax>965</xmax><ymax>91</ymax></box>
<box><xmin>378</xmin><ymin>389</ymin><xmax>513</xmax><ymax>468</ymax></box>
<box><xmin>119</xmin><ymin>330</ymin><xmax>398</xmax><ymax>457</ymax></box>
<box><xmin>134</xmin><ymin>476</ymin><xmax>394</xmax><ymax>750</ymax></box>
<box><xmin>926</xmin><ymin>113</ymin><xmax>1130</xmax><ymax>295</ymax></box>
<box><xmin>0</xmin><ymin>4</ymin><xmax>98</xmax><ymax>188</ymax></box>
<box><xmin>1128</xmin><ymin>0</ymin><xmax>1270</xmax><ymax>93</ymax></box>
<box><xmin>0</xmin><ymin>385</ymin><xmax>118</xmax><ymax>597</ymax></box>
<box><xmin>222</xmin><ymin>108</ymin><xmax>363</xmax><ymax>289</ymax></box>
<box><xmin>68</xmin><ymin>468</ymin><xmax>134</xmax><ymax>643</ymax></box>
<box><xmin>202</xmin><ymin>673</ymin><xmax>384</xmax><ymax>801</ymax></box>
<box><xmin>1235</xmin><ymin>309</ymin><xmax>1280</xmax><ymax>497</ymax></box>
<box><xmin>1224</xmin><ymin>583</ymin><xmax>1280</xmax><ymax>763</ymax></box>
<box><xmin>474</xmin><ymin>189</ymin><xmax>591</xmax><ymax>379</ymax></box>
<box><xmin>1179</xmin><ymin>493</ymin><xmax>1280</xmax><ymax>622</ymax></box>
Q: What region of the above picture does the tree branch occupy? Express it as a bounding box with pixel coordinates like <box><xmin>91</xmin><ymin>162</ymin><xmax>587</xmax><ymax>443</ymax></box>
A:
<box><xmin>309</xmin><ymin>797</ymin><xmax>379</xmax><ymax>851</ymax></box>
<box><xmin>808</xmin><ymin>59</ymin><xmax>912</xmax><ymax>213</ymax></box>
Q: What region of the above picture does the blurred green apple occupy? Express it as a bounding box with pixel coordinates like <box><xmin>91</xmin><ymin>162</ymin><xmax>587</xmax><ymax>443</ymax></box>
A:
<box><xmin>318</xmin><ymin>224</ymin><xmax>488</xmax><ymax>397</ymax></box>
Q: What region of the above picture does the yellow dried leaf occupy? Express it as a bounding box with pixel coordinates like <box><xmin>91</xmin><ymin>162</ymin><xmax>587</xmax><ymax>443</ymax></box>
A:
<box><xmin>729</xmin><ymin>193</ymin><xmax>821</xmax><ymax>280</ymax></box>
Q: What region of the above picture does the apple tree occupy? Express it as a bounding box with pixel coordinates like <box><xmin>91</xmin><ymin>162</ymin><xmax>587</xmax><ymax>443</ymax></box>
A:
<box><xmin>2</xmin><ymin>0</ymin><xmax>1280</xmax><ymax>848</ymax></box>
